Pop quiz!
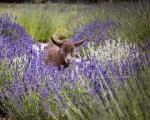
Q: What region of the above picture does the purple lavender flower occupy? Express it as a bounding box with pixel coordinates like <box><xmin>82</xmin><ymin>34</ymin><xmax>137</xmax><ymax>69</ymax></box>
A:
<box><xmin>0</xmin><ymin>14</ymin><xmax>33</xmax><ymax>60</ymax></box>
<box><xmin>72</xmin><ymin>19</ymin><xmax>115</xmax><ymax>47</ymax></box>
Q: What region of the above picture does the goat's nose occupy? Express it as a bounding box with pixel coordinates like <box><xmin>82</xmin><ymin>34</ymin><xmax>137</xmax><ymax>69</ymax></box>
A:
<box><xmin>66</xmin><ymin>58</ymin><xmax>71</xmax><ymax>63</ymax></box>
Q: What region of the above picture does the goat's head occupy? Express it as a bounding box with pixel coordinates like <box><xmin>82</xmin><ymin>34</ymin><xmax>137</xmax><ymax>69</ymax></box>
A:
<box><xmin>51</xmin><ymin>37</ymin><xmax>84</xmax><ymax>65</ymax></box>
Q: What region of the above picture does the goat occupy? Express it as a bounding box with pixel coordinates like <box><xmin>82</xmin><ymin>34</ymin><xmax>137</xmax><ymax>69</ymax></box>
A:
<box><xmin>44</xmin><ymin>37</ymin><xmax>85</xmax><ymax>69</ymax></box>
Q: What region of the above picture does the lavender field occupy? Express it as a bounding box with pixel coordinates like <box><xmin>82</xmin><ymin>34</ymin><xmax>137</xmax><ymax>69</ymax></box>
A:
<box><xmin>0</xmin><ymin>1</ymin><xmax>150</xmax><ymax>120</ymax></box>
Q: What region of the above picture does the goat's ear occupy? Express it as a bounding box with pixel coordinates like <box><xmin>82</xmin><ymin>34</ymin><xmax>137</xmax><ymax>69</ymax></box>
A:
<box><xmin>51</xmin><ymin>37</ymin><xmax>63</xmax><ymax>47</ymax></box>
<box><xmin>73</xmin><ymin>39</ymin><xmax>85</xmax><ymax>47</ymax></box>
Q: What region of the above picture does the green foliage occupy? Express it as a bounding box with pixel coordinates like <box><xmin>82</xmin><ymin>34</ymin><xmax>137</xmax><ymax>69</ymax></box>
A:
<box><xmin>0</xmin><ymin>3</ymin><xmax>106</xmax><ymax>42</ymax></box>
<box><xmin>0</xmin><ymin>61</ymin><xmax>13</xmax><ymax>85</ymax></box>
<box><xmin>115</xmin><ymin>6</ymin><xmax>150</xmax><ymax>43</ymax></box>
<box><xmin>0</xmin><ymin>2</ymin><xmax>150</xmax><ymax>43</ymax></box>
<box><xmin>16</xmin><ymin>6</ymin><xmax>54</xmax><ymax>42</ymax></box>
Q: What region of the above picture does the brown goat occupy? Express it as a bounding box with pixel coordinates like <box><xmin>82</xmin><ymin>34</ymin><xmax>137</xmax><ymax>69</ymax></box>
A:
<box><xmin>44</xmin><ymin>37</ymin><xmax>85</xmax><ymax>69</ymax></box>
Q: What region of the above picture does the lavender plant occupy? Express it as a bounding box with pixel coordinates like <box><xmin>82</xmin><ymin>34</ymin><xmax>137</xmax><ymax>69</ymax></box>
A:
<box><xmin>0</xmin><ymin>14</ymin><xmax>33</xmax><ymax>58</ymax></box>
<box><xmin>0</xmin><ymin>14</ymin><xmax>150</xmax><ymax>120</ymax></box>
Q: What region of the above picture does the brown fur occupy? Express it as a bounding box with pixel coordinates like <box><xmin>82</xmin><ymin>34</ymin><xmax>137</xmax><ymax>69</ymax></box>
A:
<box><xmin>44</xmin><ymin>37</ymin><xmax>84</xmax><ymax>69</ymax></box>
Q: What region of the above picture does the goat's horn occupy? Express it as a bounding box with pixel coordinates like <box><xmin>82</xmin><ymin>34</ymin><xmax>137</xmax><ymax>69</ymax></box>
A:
<box><xmin>73</xmin><ymin>39</ymin><xmax>85</xmax><ymax>47</ymax></box>
<box><xmin>51</xmin><ymin>37</ymin><xmax>63</xmax><ymax>46</ymax></box>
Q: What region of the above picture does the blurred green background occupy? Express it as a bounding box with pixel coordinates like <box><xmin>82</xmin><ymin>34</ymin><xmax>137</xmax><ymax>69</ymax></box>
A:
<box><xmin>0</xmin><ymin>0</ymin><xmax>149</xmax><ymax>43</ymax></box>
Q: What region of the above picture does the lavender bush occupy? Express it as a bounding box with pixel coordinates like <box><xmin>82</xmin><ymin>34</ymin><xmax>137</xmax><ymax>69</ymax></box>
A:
<box><xmin>0</xmin><ymin>14</ymin><xmax>33</xmax><ymax>59</ymax></box>
<box><xmin>0</xmin><ymin>14</ymin><xmax>150</xmax><ymax>120</ymax></box>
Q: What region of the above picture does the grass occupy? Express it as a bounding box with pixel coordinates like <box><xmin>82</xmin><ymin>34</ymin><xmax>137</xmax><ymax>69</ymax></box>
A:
<box><xmin>0</xmin><ymin>3</ymin><xmax>107</xmax><ymax>42</ymax></box>
<box><xmin>112</xmin><ymin>2</ymin><xmax>150</xmax><ymax>43</ymax></box>
<box><xmin>17</xmin><ymin>5</ymin><xmax>53</xmax><ymax>42</ymax></box>
<box><xmin>0</xmin><ymin>2</ymin><xmax>149</xmax><ymax>43</ymax></box>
